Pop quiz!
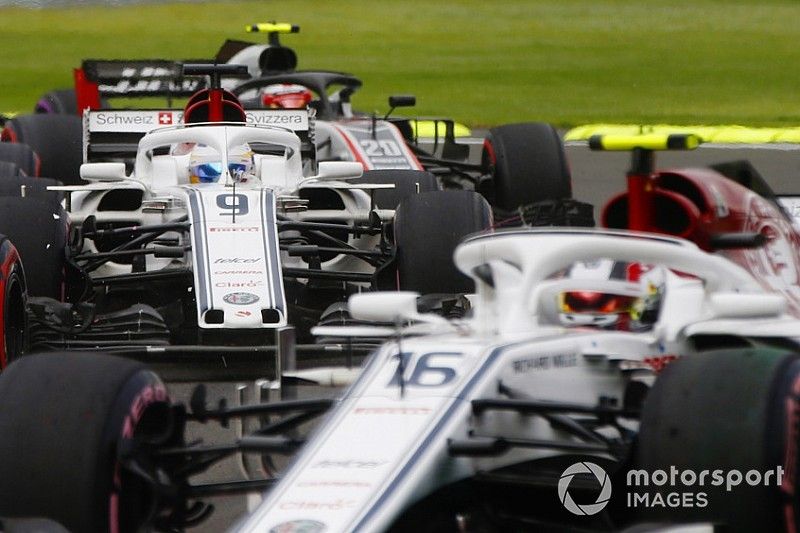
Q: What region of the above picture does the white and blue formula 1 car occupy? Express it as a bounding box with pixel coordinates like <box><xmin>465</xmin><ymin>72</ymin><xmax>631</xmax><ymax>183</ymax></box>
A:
<box><xmin>1</xmin><ymin>227</ymin><xmax>799</xmax><ymax>532</ymax></box>
<box><xmin>0</xmin><ymin>64</ymin><xmax>497</xmax><ymax>374</ymax></box>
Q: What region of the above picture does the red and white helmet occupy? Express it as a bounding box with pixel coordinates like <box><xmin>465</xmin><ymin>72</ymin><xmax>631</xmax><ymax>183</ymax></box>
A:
<box><xmin>556</xmin><ymin>260</ymin><xmax>664</xmax><ymax>330</ymax></box>
<box><xmin>260</xmin><ymin>83</ymin><xmax>313</xmax><ymax>109</ymax></box>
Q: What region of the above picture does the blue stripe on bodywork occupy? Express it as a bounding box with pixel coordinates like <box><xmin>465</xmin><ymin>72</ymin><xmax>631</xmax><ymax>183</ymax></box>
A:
<box><xmin>260</xmin><ymin>189</ymin><xmax>285</xmax><ymax>312</ymax></box>
<box><xmin>258</xmin><ymin>189</ymin><xmax>274</xmax><ymax>308</ymax></box>
<box><xmin>265</xmin><ymin>191</ymin><xmax>285</xmax><ymax>312</ymax></box>
<box><xmin>187</xmin><ymin>191</ymin><xmax>210</xmax><ymax>313</ymax></box>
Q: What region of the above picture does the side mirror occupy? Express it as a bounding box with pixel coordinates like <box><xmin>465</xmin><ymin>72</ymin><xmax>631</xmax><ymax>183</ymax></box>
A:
<box><xmin>388</xmin><ymin>95</ymin><xmax>416</xmax><ymax>108</ymax></box>
<box><xmin>80</xmin><ymin>162</ymin><xmax>127</xmax><ymax>182</ymax></box>
<box><xmin>311</xmin><ymin>161</ymin><xmax>364</xmax><ymax>181</ymax></box>
<box><xmin>349</xmin><ymin>291</ymin><xmax>419</xmax><ymax>323</ymax></box>
<box><xmin>384</xmin><ymin>95</ymin><xmax>416</xmax><ymax>121</ymax></box>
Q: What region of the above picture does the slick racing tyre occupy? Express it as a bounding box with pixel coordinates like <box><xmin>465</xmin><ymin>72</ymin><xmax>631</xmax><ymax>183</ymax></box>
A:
<box><xmin>0</xmin><ymin>353</ymin><xmax>172</xmax><ymax>533</ymax></box>
<box><xmin>354</xmin><ymin>170</ymin><xmax>439</xmax><ymax>209</ymax></box>
<box><xmin>0</xmin><ymin>161</ymin><xmax>22</xmax><ymax>178</ymax></box>
<box><xmin>34</xmin><ymin>88</ymin><xmax>109</xmax><ymax>115</ymax></box>
<box><xmin>0</xmin><ymin>176</ymin><xmax>64</xmax><ymax>210</ymax></box>
<box><xmin>636</xmin><ymin>348</ymin><xmax>800</xmax><ymax>532</ymax></box>
<box><xmin>481</xmin><ymin>122</ymin><xmax>571</xmax><ymax>212</ymax></box>
<box><xmin>0</xmin><ymin>197</ymin><xmax>67</xmax><ymax>299</ymax></box>
<box><xmin>1</xmin><ymin>114</ymin><xmax>82</xmax><ymax>184</ymax></box>
<box><xmin>394</xmin><ymin>190</ymin><xmax>491</xmax><ymax>295</ymax></box>
<box><xmin>34</xmin><ymin>89</ymin><xmax>79</xmax><ymax>115</ymax></box>
<box><xmin>0</xmin><ymin>142</ymin><xmax>38</xmax><ymax>177</ymax></box>
<box><xmin>0</xmin><ymin>236</ymin><xmax>26</xmax><ymax>368</ymax></box>
<box><xmin>0</xmin><ymin>517</ymin><xmax>70</xmax><ymax>532</ymax></box>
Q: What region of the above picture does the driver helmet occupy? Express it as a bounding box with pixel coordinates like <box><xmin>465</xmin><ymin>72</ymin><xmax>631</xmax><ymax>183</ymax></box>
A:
<box><xmin>260</xmin><ymin>83</ymin><xmax>313</xmax><ymax>109</ymax></box>
<box><xmin>556</xmin><ymin>261</ymin><xmax>664</xmax><ymax>331</ymax></box>
<box><xmin>558</xmin><ymin>290</ymin><xmax>641</xmax><ymax>328</ymax></box>
<box><xmin>189</xmin><ymin>144</ymin><xmax>255</xmax><ymax>184</ymax></box>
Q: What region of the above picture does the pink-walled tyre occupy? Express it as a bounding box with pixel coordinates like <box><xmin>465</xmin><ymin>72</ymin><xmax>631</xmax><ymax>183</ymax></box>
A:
<box><xmin>0</xmin><ymin>236</ymin><xmax>25</xmax><ymax>368</ymax></box>
<box><xmin>0</xmin><ymin>353</ymin><xmax>172</xmax><ymax>533</ymax></box>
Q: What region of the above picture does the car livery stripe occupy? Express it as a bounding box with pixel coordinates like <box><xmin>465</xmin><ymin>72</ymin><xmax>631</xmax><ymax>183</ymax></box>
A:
<box><xmin>334</xmin><ymin>122</ymin><xmax>424</xmax><ymax>171</ymax></box>
<box><xmin>399</xmin><ymin>134</ymin><xmax>424</xmax><ymax>170</ymax></box>
<box><xmin>331</xmin><ymin>124</ymin><xmax>372</xmax><ymax>169</ymax></box>
<box><xmin>187</xmin><ymin>190</ymin><xmax>212</xmax><ymax>314</ymax></box>
<box><xmin>260</xmin><ymin>188</ymin><xmax>286</xmax><ymax>312</ymax></box>
<box><xmin>256</xmin><ymin>189</ymin><xmax>274</xmax><ymax>308</ymax></box>
<box><xmin>197</xmin><ymin>193</ymin><xmax>214</xmax><ymax>310</ymax></box>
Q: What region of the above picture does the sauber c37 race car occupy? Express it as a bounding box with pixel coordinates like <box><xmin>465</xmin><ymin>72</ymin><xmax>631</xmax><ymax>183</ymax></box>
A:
<box><xmin>0</xmin><ymin>226</ymin><xmax>799</xmax><ymax>532</ymax></box>
<box><xmin>2</xmin><ymin>135</ymin><xmax>800</xmax><ymax>532</ymax></box>
<box><xmin>0</xmin><ymin>64</ymin><xmax>506</xmax><ymax>371</ymax></box>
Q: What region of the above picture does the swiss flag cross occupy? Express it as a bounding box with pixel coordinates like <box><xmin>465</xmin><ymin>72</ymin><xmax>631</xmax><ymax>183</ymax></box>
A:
<box><xmin>158</xmin><ymin>112</ymin><xmax>173</xmax><ymax>125</ymax></box>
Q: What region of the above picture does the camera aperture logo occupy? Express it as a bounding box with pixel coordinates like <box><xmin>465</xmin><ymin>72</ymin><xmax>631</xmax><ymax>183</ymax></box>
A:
<box><xmin>558</xmin><ymin>462</ymin><xmax>785</xmax><ymax>516</ymax></box>
<box><xmin>558</xmin><ymin>462</ymin><xmax>612</xmax><ymax>515</ymax></box>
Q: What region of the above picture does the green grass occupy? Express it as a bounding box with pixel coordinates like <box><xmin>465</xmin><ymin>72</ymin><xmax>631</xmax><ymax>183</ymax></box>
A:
<box><xmin>1</xmin><ymin>0</ymin><xmax>800</xmax><ymax>127</ymax></box>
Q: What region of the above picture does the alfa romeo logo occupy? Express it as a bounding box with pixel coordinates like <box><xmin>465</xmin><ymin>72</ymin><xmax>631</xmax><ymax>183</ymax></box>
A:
<box><xmin>223</xmin><ymin>292</ymin><xmax>260</xmax><ymax>305</ymax></box>
<box><xmin>558</xmin><ymin>461</ymin><xmax>612</xmax><ymax>515</ymax></box>
<box><xmin>270</xmin><ymin>520</ymin><xmax>325</xmax><ymax>533</ymax></box>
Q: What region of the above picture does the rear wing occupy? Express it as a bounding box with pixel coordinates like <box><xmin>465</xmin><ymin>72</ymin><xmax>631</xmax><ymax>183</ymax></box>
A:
<box><xmin>82</xmin><ymin>59</ymin><xmax>207</xmax><ymax>96</ymax></box>
<box><xmin>75</xmin><ymin>59</ymin><xmax>212</xmax><ymax>111</ymax></box>
<box><xmin>83</xmin><ymin>108</ymin><xmax>315</xmax><ymax>167</ymax></box>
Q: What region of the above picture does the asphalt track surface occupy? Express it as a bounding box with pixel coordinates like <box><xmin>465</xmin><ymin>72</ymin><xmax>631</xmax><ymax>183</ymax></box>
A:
<box><xmin>168</xmin><ymin>138</ymin><xmax>800</xmax><ymax>532</ymax></box>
